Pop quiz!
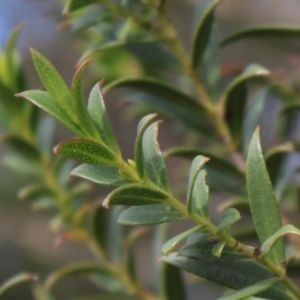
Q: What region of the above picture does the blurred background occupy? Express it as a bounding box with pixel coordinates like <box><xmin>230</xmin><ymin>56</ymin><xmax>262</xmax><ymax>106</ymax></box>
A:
<box><xmin>1</xmin><ymin>0</ymin><xmax>300</xmax><ymax>299</ymax></box>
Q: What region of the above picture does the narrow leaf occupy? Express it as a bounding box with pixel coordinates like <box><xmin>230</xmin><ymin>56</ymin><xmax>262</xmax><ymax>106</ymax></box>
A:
<box><xmin>217</xmin><ymin>277</ymin><xmax>282</xmax><ymax>300</ymax></box>
<box><xmin>161</xmin><ymin>263</ymin><xmax>186</xmax><ymax>300</ymax></box>
<box><xmin>63</xmin><ymin>0</ymin><xmax>98</xmax><ymax>13</ymax></box>
<box><xmin>142</xmin><ymin>121</ymin><xmax>170</xmax><ymax>191</ymax></box>
<box><xmin>246</xmin><ymin>128</ymin><xmax>284</xmax><ymax>265</ymax></box>
<box><xmin>30</xmin><ymin>49</ymin><xmax>78</xmax><ymax>124</ymax></box>
<box><xmin>102</xmin><ymin>184</ymin><xmax>169</xmax><ymax>208</ymax></box>
<box><xmin>54</xmin><ymin>139</ymin><xmax>119</xmax><ymax>165</ymax></box>
<box><xmin>225</xmin><ymin>64</ymin><xmax>270</xmax><ymax>148</ymax></box>
<box><xmin>216</xmin><ymin>208</ymin><xmax>241</xmax><ymax>235</ymax></box>
<box><xmin>118</xmin><ymin>204</ymin><xmax>185</xmax><ymax>226</ymax></box>
<box><xmin>187</xmin><ymin>155</ymin><xmax>209</xmax><ymax>214</ymax></box>
<box><xmin>135</xmin><ymin>113</ymin><xmax>157</xmax><ymax>179</ymax></box>
<box><xmin>16</xmin><ymin>90</ymin><xmax>85</xmax><ymax>137</ymax></box>
<box><xmin>70</xmin><ymin>164</ymin><xmax>130</xmax><ymax>186</ymax></box>
<box><xmin>0</xmin><ymin>273</ymin><xmax>37</xmax><ymax>297</ymax></box>
<box><xmin>45</xmin><ymin>263</ymin><xmax>116</xmax><ymax>291</ymax></box>
<box><xmin>88</xmin><ymin>81</ymin><xmax>120</xmax><ymax>154</ymax></box>
<box><xmin>212</xmin><ymin>240</ymin><xmax>226</xmax><ymax>258</ymax></box>
<box><xmin>72</xmin><ymin>59</ymin><xmax>99</xmax><ymax>139</ymax></box>
<box><xmin>191</xmin><ymin>0</ymin><xmax>222</xmax><ymax>69</ymax></box>
<box><xmin>104</xmin><ymin>78</ymin><xmax>214</xmax><ymax>137</ymax></box>
<box><xmin>260</xmin><ymin>224</ymin><xmax>300</xmax><ymax>259</ymax></box>
<box><xmin>162</xmin><ymin>225</ymin><xmax>205</xmax><ymax>255</ymax></box>
<box><xmin>162</xmin><ymin>241</ymin><xmax>293</xmax><ymax>300</ymax></box>
<box><xmin>221</xmin><ymin>25</ymin><xmax>300</xmax><ymax>46</ymax></box>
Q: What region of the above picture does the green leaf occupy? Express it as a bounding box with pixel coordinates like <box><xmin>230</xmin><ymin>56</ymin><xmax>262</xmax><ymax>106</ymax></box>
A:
<box><xmin>0</xmin><ymin>273</ymin><xmax>37</xmax><ymax>298</ymax></box>
<box><xmin>16</xmin><ymin>90</ymin><xmax>85</xmax><ymax>137</ymax></box>
<box><xmin>162</xmin><ymin>225</ymin><xmax>205</xmax><ymax>255</ymax></box>
<box><xmin>200</xmin><ymin>22</ymin><xmax>221</xmax><ymax>101</ymax></box>
<box><xmin>0</xmin><ymin>134</ymin><xmax>40</xmax><ymax>161</ymax></box>
<box><xmin>72</xmin><ymin>297</ymin><xmax>133</xmax><ymax>300</ymax></box>
<box><xmin>142</xmin><ymin>121</ymin><xmax>170</xmax><ymax>191</ymax></box>
<box><xmin>32</xmin><ymin>284</ymin><xmax>55</xmax><ymax>300</ymax></box>
<box><xmin>187</xmin><ymin>155</ymin><xmax>209</xmax><ymax>214</ymax></box>
<box><xmin>18</xmin><ymin>184</ymin><xmax>54</xmax><ymax>201</ymax></box>
<box><xmin>63</xmin><ymin>0</ymin><xmax>98</xmax><ymax>13</ymax></box>
<box><xmin>135</xmin><ymin>113</ymin><xmax>157</xmax><ymax>179</ymax></box>
<box><xmin>161</xmin><ymin>263</ymin><xmax>186</xmax><ymax>300</ymax></box>
<box><xmin>70</xmin><ymin>164</ymin><xmax>130</xmax><ymax>186</ymax></box>
<box><xmin>89</xmin><ymin>204</ymin><xmax>109</xmax><ymax>254</ymax></box>
<box><xmin>104</xmin><ymin>78</ymin><xmax>214</xmax><ymax>137</ymax></box>
<box><xmin>225</xmin><ymin>64</ymin><xmax>270</xmax><ymax>148</ymax></box>
<box><xmin>246</xmin><ymin>128</ymin><xmax>284</xmax><ymax>266</ymax></box>
<box><xmin>221</xmin><ymin>25</ymin><xmax>300</xmax><ymax>46</ymax></box>
<box><xmin>242</xmin><ymin>88</ymin><xmax>268</xmax><ymax>155</ymax></box>
<box><xmin>260</xmin><ymin>224</ymin><xmax>300</xmax><ymax>259</ymax></box>
<box><xmin>54</xmin><ymin>139</ymin><xmax>119</xmax><ymax>166</ymax></box>
<box><xmin>88</xmin><ymin>81</ymin><xmax>120</xmax><ymax>154</ymax></box>
<box><xmin>217</xmin><ymin>277</ymin><xmax>282</xmax><ymax>300</ymax></box>
<box><xmin>102</xmin><ymin>184</ymin><xmax>169</xmax><ymax>208</ymax></box>
<box><xmin>191</xmin><ymin>0</ymin><xmax>222</xmax><ymax>69</ymax></box>
<box><xmin>30</xmin><ymin>49</ymin><xmax>78</xmax><ymax>124</ymax></box>
<box><xmin>118</xmin><ymin>204</ymin><xmax>185</xmax><ymax>225</ymax></box>
<box><xmin>265</xmin><ymin>142</ymin><xmax>294</xmax><ymax>185</ymax></box>
<box><xmin>212</xmin><ymin>240</ymin><xmax>226</xmax><ymax>258</ymax></box>
<box><xmin>162</xmin><ymin>241</ymin><xmax>293</xmax><ymax>300</ymax></box>
<box><xmin>45</xmin><ymin>263</ymin><xmax>119</xmax><ymax>291</ymax></box>
<box><xmin>71</xmin><ymin>59</ymin><xmax>99</xmax><ymax>140</ymax></box>
<box><xmin>216</xmin><ymin>208</ymin><xmax>241</xmax><ymax>235</ymax></box>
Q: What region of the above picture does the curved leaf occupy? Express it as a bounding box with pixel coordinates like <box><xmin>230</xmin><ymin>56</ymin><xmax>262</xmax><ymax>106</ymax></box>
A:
<box><xmin>104</xmin><ymin>78</ymin><xmax>214</xmax><ymax>137</ymax></box>
<box><xmin>260</xmin><ymin>224</ymin><xmax>300</xmax><ymax>259</ymax></box>
<box><xmin>217</xmin><ymin>277</ymin><xmax>282</xmax><ymax>300</ymax></box>
<box><xmin>16</xmin><ymin>90</ymin><xmax>85</xmax><ymax>137</ymax></box>
<box><xmin>216</xmin><ymin>208</ymin><xmax>241</xmax><ymax>235</ymax></box>
<box><xmin>102</xmin><ymin>184</ymin><xmax>169</xmax><ymax>208</ymax></box>
<box><xmin>45</xmin><ymin>263</ymin><xmax>118</xmax><ymax>291</ymax></box>
<box><xmin>0</xmin><ymin>273</ymin><xmax>37</xmax><ymax>297</ymax></box>
<box><xmin>187</xmin><ymin>155</ymin><xmax>209</xmax><ymax>214</ymax></box>
<box><xmin>88</xmin><ymin>81</ymin><xmax>120</xmax><ymax>154</ymax></box>
<box><xmin>63</xmin><ymin>0</ymin><xmax>98</xmax><ymax>13</ymax></box>
<box><xmin>135</xmin><ymin>113</ymin><xmax>157</xmax><ymax>179</ymax></box>
<box><xmin>162</xmin><ymin>225</ymin><xmax>205</xmax><ymax>255</ymax></box>
<box><xmin>225</xmin><ymin>64</ymin><xmax>270</xmax><ymax>148</ymax></box>
<box><xmin>212</xmin><ymin>240</ymin><xmax>226</xmax><ymax>258</ymax></box>
<box><xmin>221</xmin><ymin>25</ymin><xmax>300</xmax><ymax>46</ymax></box>
<box><xmin>142</xmin><ymin>121</ymin><xmax>170</xmax><ymax>191</ymax></box>
<box><xmin>71</xmin><ymin>59</ymin><xmax>99</xmax><ymax>139</ymax></box>
<box><xmin>54</xmin><ymin>139</ymin><xmax>119</xmax><ymax>165</ymax></box>
<box><xmin>70</xmin><ymin>164</ymin><xmax>130</xmax><ymax>186</ymax></box>
<box><xmin>191</xmin><ymin>0</ymin><xmax>222</xmax><ymax>69</ymax></box>
<box><xmin>118</xmin><ymin>204</ymin><xmax>185</xmax><ymax>226</ymax></box>
<box><xmin>246</xmin><ymin>128</ymin><xmax>284</xmax><ymax>266</ymax></box>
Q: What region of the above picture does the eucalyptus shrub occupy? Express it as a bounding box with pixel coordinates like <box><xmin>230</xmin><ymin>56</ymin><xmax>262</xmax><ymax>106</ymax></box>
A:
<box><xmin>1</xmin><ymin>1</ymin><xmax>300</xmax><ymax>299</ymax></box>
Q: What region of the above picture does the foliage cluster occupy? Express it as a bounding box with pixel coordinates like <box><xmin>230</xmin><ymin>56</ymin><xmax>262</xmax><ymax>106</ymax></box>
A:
<box><xmin>2</xmin><ymin>1</ymin><xmax>300</xmax><ymax>299</ymax></box>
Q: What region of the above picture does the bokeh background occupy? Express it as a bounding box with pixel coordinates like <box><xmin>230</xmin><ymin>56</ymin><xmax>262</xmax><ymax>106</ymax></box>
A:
<box><xmin>1</xmin><ymin>0</ymin><xmax>300</xmax><ymax>299</ymax></box>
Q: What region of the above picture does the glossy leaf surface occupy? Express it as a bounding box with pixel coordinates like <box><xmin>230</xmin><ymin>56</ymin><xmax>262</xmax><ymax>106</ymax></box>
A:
<box><xmin>191</xmin><ymin>0</ymin><xmax>222</xmax><ymax>69</ymax></box>
<box><xmin>246</xmin><ymin>129</ymin><xmax>284</xmax><ymax>266</ymax></box>
<box><xmin>70</xmin><ymin>164</ymin><xmax>130</xmax><ymax>186</ymax></box>
<box><xmin>216</xmin><ymin>208</ymin><xmax>241</xmax><ymax>235</ymax></box>
<box><xmin>142</xmin><ymin>121</ymin><xmax>170</xmax><ymax>191</ymax></box>
<box><xmin>162</xmin><ymin>241</ymin><xmax>292</xmax><ymax>300</ymax></box>
<box><xmin>54</xmin><ymin>139</ymin><xmax>118</xmax><ymax>165</ymax></box>
<box><xmin>225</xmin><ymin>64</ymin><xmax>269</xmax><ymax>148</ymax></box>
<box><xmin>135</xmin><ymin>114</ymin><xmax>157</xmax><ymax>179</ymax></box>
<box><xmin>118</xmin><ymin>204</ymin><xmax>185</xmax><ymax>226</ymax></box>
<box><xmin>88</xmin><ymin>81</ymin><xmax>120</xmax><ymax>154</ymax></box>
<box><xmin>102</xmin><ymin>184</ymin><xmax>169</xmax><ymax>208</ymax></box>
